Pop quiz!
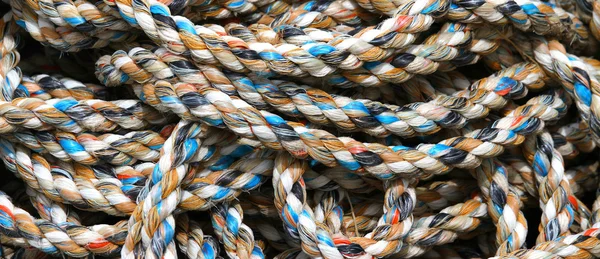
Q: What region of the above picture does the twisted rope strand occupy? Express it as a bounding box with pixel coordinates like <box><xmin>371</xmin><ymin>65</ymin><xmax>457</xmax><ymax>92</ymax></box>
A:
<box><xmin>96</xmin><ymin>57</ymin><xmax>573</xmax><ymax>179</ymax></box>
<box><xmin>475</xmin><ymin>159</ymin><xmax>527</xmax><ymax>255</ymax></box>
<box><xmin>392</xmin><ymin>194</ymin><xmax>488</xmax><ymax>257</ymax></box>
<box><xmin>0</xmin><ymin>128</ymin><xmax>266</xmax><ymax>216</ymax></box>
<box><xmin>93</xmin><ymin>0</ymin><xmax>509</xmax><ymax>87</ymax></box>
<box><xmin>175</xmin><ymin>213</ymin><xmax>220</xmax><ymax>259</ymax></box>
<box><xmin>9</xmin><ymin>130</ymin><xmax>162</xmax><ymax>165</ymax></box>
<box><xmin>211</xmin><ymin>200</ymin><xmax>265</xmax><ymax>258</ymax></box>
<box><xmin>0</xmin><ymin>12</ymin><xmax>22</xmax><ymax>102</ymax></box>
<box><xmin>0</xmin><ymin>97</ymin><xmax>167</xmax><ymax>133</ymax></box>
<box><xmin>0</xmin><ymin>191</ymin><xmax>127</xmax><ymax>257</ymax></box>
<box><xmin>96</xmin><ymin>47</ymin><xmax>549</xmax><ymax>141</ymax></box>
<box><xmin>522</xmin><ymin>131</ymin><xmax>589</xmax><ymax>243</ymax></box>
<box><xmin>20</xmin><ymin>74</ymin><xmax>108</xmax><ymax>101</ymax></box>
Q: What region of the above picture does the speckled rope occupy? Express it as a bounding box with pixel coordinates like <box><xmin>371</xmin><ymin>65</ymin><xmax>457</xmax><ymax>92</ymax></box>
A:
<box><xmin>88</xmin><ymin>0</ymin><xmax>510</xmax><ymax>87</ymax></box>
<box><xmin>273</xmin><ymin>151</ymin><xmax>417</xmax><ymax>257</ymax></box>
<box><xmin>0</xmin><ymin>129</ymin><xmax>269</xmax><ymax>216</ymax></box>
<box><xmin>211</xmin><ymin>199</ymin><xmax>265</xmax><ymax>258</ymax></box>
<box><xmin>96</xmin><ymin>46</ymin><xmax>547</xmax><ymax>140</ymax></box>
<box><xmin>552</xmin><ymin>121</ymin><xmax>596</xmax><ymax>159</ymax></box>
<box><xmin>340</xmin><ymin>179</ymin><xmax>478</xmax><ymax>237</ymax></box>
<box><xmin>225</xmin><ymin>21</ymin><xmax>503</xmax><ymax>84</ymax></box>
<box><xmin>98</xmin><ymin>48</ymin><xmax>576</xmax><ymax>180</ymax></box>
<box><xmin>96</xmin><ymin>65</ymin><xmax>572</xmax><ymax>180</ymax></box>
<box><xmin>304</xmin><ymin>165</ymin><xmax>379</xmax><ymax>193</ymax></box>
<box><xmin>9</xmin><ymin>0</ymin><xmax>137</xmax><ymax>52</ymax></box>
<box><xmin>278</xmin><ymin>193</ymin><xmax>488</xmax><ymax>258</ymax></box>
<box><xmin>475</xmin><ymin>159</ymin><xmax>527</xmax><ymax>255</ymax></box>
<box><xmin>0</xmin><ymin>97</ymin><xmax>167</xmax><ymax>133</ymax></box>
<box><xmin>528</xmin><ymin>36</ymin><xmax>600</xmax><ymax>144</ymax></box>
<box><xmin>19</xmin><ymin>74</ymin><xmax>108</xmax><ymax>101</ymax></box>
<box><xmin>121</xmin><ymin>119</ymin><xmax>267</xmax><ymax>259</ymax></box>
<box><xmin>20</xmin><ymin>0</ymin><xmax>132</xmax><ymax>33</ymax></box>
<box><xmin>0</xmin><ymin>12</ymin><xmax>21</xmax><ymax>102</ymax></box>
<box><xmin>0</xmin><ymin>190</ymin><xmax>127</xmax><ymax>257</ymax></box>
<box><xmin>503</xmin><ymin>147</ymin><xmax>598</xmax><ymax>200</ymax></box>
<box><xmin>522</xmin><ymin>131</ymin><xmax>590</xmax><ymax>243</ymax></box>
<box><xmin>187</xmin><ymin>0</ymin><xmax>379</xmax><ymax>28</ymax></box>
<box><xmin>175</xmin><ymin>213</ymin><xmax>221</xmax><ymax>259</ymax></box>
<box><xmin>566</xmin><ymin>162</ymin><xmax>599</xmax><ymax>196</ymax></box>
<box><xmin>23</xmin><ymin>185</ymin><xmax>85</xmax><ymax>231</ymax></box>
<box><xmin>122</xmin><ymin>120</ymin><xmax>214</xmax><ymax>258</ymax></box>
<box><xmin>353</xmin><ymin>0</ymin><xmax>566</xmax><ymax>36</ymax></box>
<box><xmin>583</xmin><ymin>0</ymin><xmax>600</xmax><ymax>41</ymax></box>
<box><xmin>0</xmin><ymin>246</ymin><xmax>50</xmax><ymax>259</ymax></box>
<box><xmin>341</xmin><ymin>201</ymin><xmax>382</xmax><ymax>236</ymax></box>
<box><xmin>390</xmin><ymin>194</ymin><xmax>488</xmax><ymax>257</ymax></box>
<box><xmin>12</xmin><ymin>0</ymin><xmax>136</xmax><ymax>47</ymax></box>
<box><xmin>494</xmin><ymin>208</ymin><xmax>600</xmax><ymax>258</ymax></box>
<box><xmin>414</xmin><ymin>179</ymin><xmax>478</xmax><ymax>216</ymax></box>
<box><xmin>397</xmin><ymin>71</ymin><xmax>471</xmax><ymax>103</ymax></box>
<box><xmin>1</xmin><ymin>127</ymin><xmax>167</xmax><ymax>165</ymax></box>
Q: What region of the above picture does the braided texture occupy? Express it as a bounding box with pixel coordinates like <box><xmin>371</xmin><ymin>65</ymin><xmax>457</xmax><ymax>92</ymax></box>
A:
<box><xmin>1</xmin><ymin>0</ymin><xmax>600</xmax><ymax>258</ymax></box>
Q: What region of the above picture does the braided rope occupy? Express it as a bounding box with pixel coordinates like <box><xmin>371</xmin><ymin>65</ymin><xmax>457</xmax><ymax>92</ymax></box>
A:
<box><xmin>98</xmin><ymin>47</ymin><xmax>547</xmax><ymax>139</ymax></box>
<box><xmin>0</xmin><ymin>12</ymin><xmax>21</xmax><ymax>102</ymax></box>
<box><xmin>121</xmin><ymin>119</ymin><xmax>267</xmax><ymax>258</ymax></box>
<box><xmin>566</xmin><ymin>162</ymin><xmax>599</xmax><ymax>196</ymax></box>
<box><xmin>211</xmin><ymin>200</ymin><xmax>265</xmax><ymax>258</ymax></box>
<box><xmin>495</xmin><ymin>223</ymin><xmax>600</xmax><ymax>257</ymax></box>
<box><xmin>414</xmin><ymin>179</ymin><xmax>477</xmax><ymax>216</ymax></box>
<box><xmin>341</xmin><ymin>201</ymin><xmax>382</xmax><ymax>236</ymax></box>
<box><xmin>2</xmin><ymin>0</ymin><xmax>600</xmax><ymax>256</ymax></box>
<box><xmin>492</xmin><ymin>166</ymin><xmax>600</xmax><ymax>258</ymax></box>
<box><xmin>475</xmin><ymin>159</ymin><xmax>527</xmax><ymax>255</ymax></box>
<box><xmin>18</xmin><ymin>0</ymin><xmax>135</xmax><ymax>36</ymax></box>
<box><xmin>276</xmin><ymin>194</ymin><xmax>488</xmax><ymax>258</ymax></box>
<box><xmin>273</xmin><ymin>151</ymin><xmax>417</xmax><ymax>257</ymax></box>
<box><xmin>0</xmin><ymin>129</ymin><xmax>271</xmax><ymax>216</ymax></box>
<box><xmin>26</xmin><ymin>187</ymin><xmax>83</xmax><ymax>225</ymax></box>
<box><xmin>0</xmin><ymin>97</ymin><xmax>168</xmax><ymax>133</ymax></box>
<box><xmin>0</xmin><ymin>191</ymin><xmax>126</xmax><ymax>257</ymax></box>
<box><xmin>90</xmin><ymin>0</ymin><xmax>512</xmax><ymax>87</ymax></box>
<box><xmin>528</xmin><ymin>36</ymin><xmax>600</xmax><ymax>144</ymax></box>
<box><xmin>304</xmin><ymin>165</ymin><xmax>378</xmax><ymax>193</ymax></box>
<box><xmin>95</xmin><ymin>50</ymin><xmax>576</xmax><ymax>179</ymax></box>
<box><xmin>10</xmin><ymin>0</ymin><xmax>127</xmax><ymax>52</ymax></box>
<box><xmin>392</xmin><ymin>194</ymin><xmax>488</xmax><ymax>257</ymax></box>
<box><xmin>522</xmin><ymin>131</ymin><xmax>590</xmax><ymax>243</ymax></box>
<box><xmin>175</xmin><ymin>214</ymin><xmax>220</xmax><ymax>259</ymax></box>
<box><xmin>1</xmin><ymin>127</ymin><xmax>167</xmax><ymax>165</ymax></box>
<box><xmin>354</xmin><ymin>0</ymin><xmax>566</xmax><ymax>36</ymax></box>
<box><xmin>591</xmin><ymin>0</ymin><xmax>600</xmax><ymax>41</ymax></box>
<box><xmin>20</xmin><ymin>74</ymin><xmax>108</xmax><ymax>101</ymax></box>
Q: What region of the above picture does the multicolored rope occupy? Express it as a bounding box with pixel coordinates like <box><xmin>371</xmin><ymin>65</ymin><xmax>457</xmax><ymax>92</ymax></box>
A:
<box><xmin>20</xmin><ymin>74</ymin><xmax>108</xmax><ymax>101</ymax></box>
<box><xmin>86</xmin><ymin>0</ymin><xmax>515</xmax><ymax>87</ymax></box>
<box><xmin>529</xmin><ymin>36</ymin><xmax>600</xmax><ymax>144</ymax></box>
<box><xmin>0</xmin><ymin>97</ymin><xmax>167</xmax><ymax>133</ymax></box>
<box><xmin>0</xmin><ymin>129</ymin><xmax>270</xmax><ymax>216</ymax></box>
<box><xmin>211</xmin><ymin>199</ymin><xmax>265</xmax><ymax>258</ymax></box>
<box><xmin>9</xmin><ymin>0</ymin><xmax>136</xmax><ymax>52</ymax></box>
<box><xmin>96</xmin><ymin>47</ymin><xmax>550</xmax><ymax>141</ymax></box>
<box><xmin>1</xmin><ymin>0</ymin><xmax>600</xmax><ymax>257</ymax></box>
<box><xmin>522</xmin><ymin>131</ymin><xmax>588</xmax><ymax>243</ymax></box>
<box><xmin>0</xmin><ymin>191</ymin><xmax>127</xmax><ymax>257</ymax></box>
<box><xmin>0</xmin><ymin>12</ymin><xmax>22</xmax><ymax>102</ymax></box>
<box><xmin>1</xmin><ymin>127</ymin><xmax>167</xmax><ymax>165</ymax></box>
<box><xmin>475</xmin><ymin>159</ymin><xmax>527</xmax><ymax>255</ymax></box>
<box><xmin>96</xmin><ymin>56</ymin><xmax>576</xmax><ymax>180</ymax></box>
<box><xmin>175</xmin><ymin>213</ymin><xmax>220</xmax><ymax>259</ymax></box>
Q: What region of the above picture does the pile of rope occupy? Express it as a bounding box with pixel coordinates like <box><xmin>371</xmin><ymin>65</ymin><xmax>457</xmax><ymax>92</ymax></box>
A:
<box><xmin>0</xmin><ymin>0</ymin><xmax>600</xmax><ymax>258</ymax></box>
